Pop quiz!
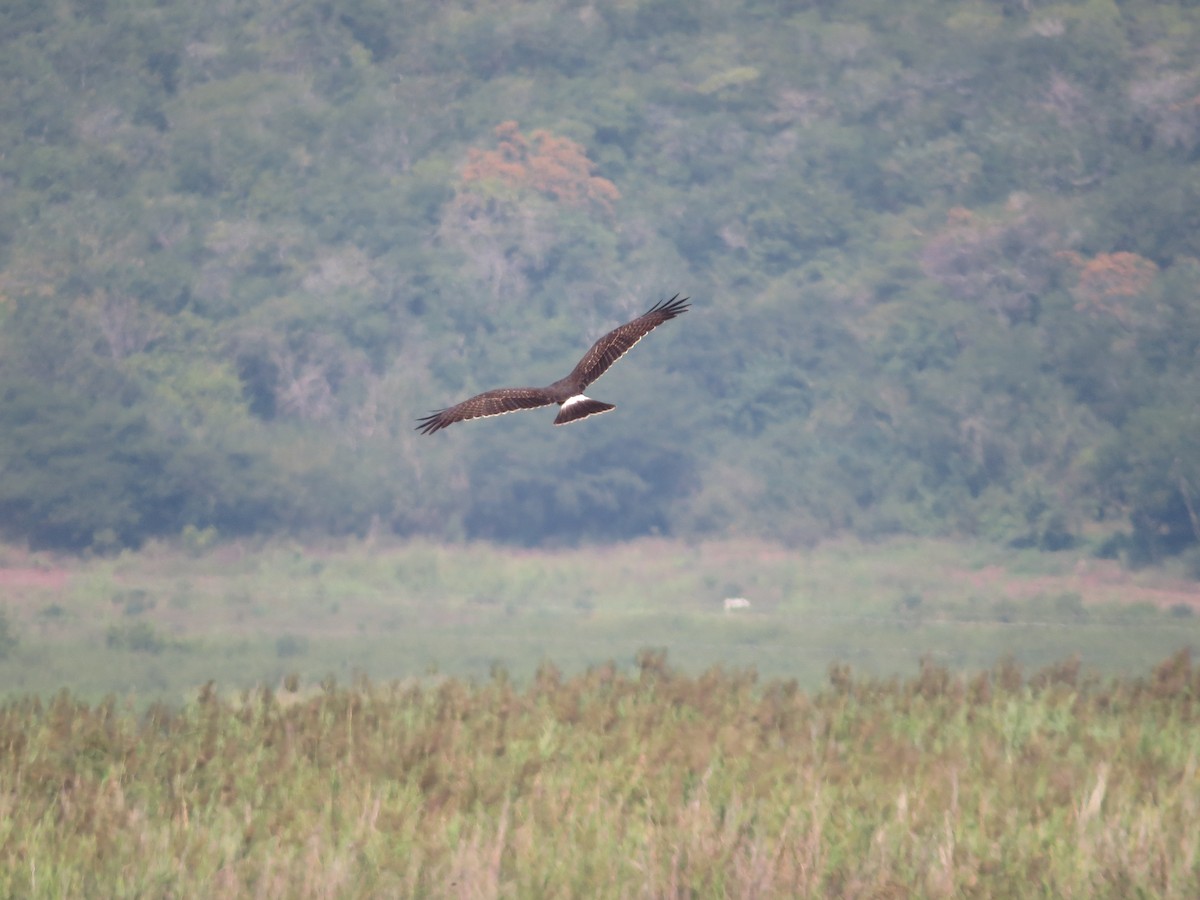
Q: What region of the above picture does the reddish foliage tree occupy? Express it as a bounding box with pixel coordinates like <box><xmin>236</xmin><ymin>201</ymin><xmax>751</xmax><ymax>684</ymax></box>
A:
<box><xmin>1063</xmin><ymin>251</ymin><xmax>1158</xmax><ymax>325</ymax></box>
<box><xmin>460</xmin><ymin>121</ymin><xmax>619</xmax><ymax>215</ymax></box>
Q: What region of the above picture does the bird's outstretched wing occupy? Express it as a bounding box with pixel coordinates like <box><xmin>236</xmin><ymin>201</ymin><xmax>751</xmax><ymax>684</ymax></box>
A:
<box><xmin>566</xmin><ymin>294</ymin><xmax>689</xmax><ymax>391</ymax></box>
<box><xmin>416</xmin><ymin>388</ymin><xmax>556</xmax><ymax>435</ymax></box>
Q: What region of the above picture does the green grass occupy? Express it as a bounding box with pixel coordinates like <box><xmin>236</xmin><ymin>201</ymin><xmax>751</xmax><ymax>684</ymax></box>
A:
<box><xmin>1</xmin><ymin>537</ymin><xmax>1198</xmax><ymax>895</ymax></box>
<box><xmin>1</xmin><ymin>653</ymin><xmax>1198</xmax><ymax>896</ymax></box>
<box><xmin>0</xmin><ymin>536</ymin><xmax>1197</xmax><ymax>702</ymax></box>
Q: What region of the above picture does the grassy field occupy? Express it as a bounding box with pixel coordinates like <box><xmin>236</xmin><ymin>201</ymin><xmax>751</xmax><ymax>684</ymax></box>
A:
<box><xmin>1</xmin><ymin>653</ymin><xmax>1198</xmax><ymax>896</ymax></box>
<box><xmin>1</xmin><ymin>536</ymin><xmax>1198</xmax><ymax>702</ymax></box>
<box><xmin>2</xmin><ymin>538</ymin><xmax>1199</xmax><ymax>895</ymax></box>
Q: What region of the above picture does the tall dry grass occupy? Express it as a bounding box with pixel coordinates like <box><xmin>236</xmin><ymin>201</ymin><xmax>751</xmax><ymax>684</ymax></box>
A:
<box><xmin>1</xmin><ymin>650</ymin><xmax>1198</xmax><ymax>896</ymax></box>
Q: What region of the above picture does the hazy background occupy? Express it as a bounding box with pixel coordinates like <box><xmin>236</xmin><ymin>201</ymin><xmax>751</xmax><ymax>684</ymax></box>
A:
<box><xmin>2</xmin><ymin>0</ymin><xmax>1199</xmax><ymax>566</ymax></box>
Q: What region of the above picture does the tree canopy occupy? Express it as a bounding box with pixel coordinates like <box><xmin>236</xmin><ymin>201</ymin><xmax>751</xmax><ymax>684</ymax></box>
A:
<box><xmin>2</xmin><ymin>0</ymin><xmax>1199</xmax><ymax>562</ymax></box>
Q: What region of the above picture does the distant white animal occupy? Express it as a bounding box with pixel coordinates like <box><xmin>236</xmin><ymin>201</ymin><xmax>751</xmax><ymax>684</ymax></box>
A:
<box><xmin>723</xmin><ymin>597</ymin><xmax>751</xmax><ymax>612</ymax></box>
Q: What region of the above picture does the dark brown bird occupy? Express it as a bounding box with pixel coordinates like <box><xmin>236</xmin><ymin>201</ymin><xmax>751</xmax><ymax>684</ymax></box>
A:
<box><xmin>416</xmin><ymin>295</ymin><xmax>689</xmax><ymax>434</ymax></box>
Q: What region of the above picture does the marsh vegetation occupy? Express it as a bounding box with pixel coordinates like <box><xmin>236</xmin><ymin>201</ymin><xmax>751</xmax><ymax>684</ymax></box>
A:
<box><xmin>3</xmin><ymin>648</ymin><xmax>1198</xmax><ymax>896</ymax></box>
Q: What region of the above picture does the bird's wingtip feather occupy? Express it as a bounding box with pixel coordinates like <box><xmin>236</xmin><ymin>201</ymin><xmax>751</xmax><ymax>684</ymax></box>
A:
<box><xmin>647</xmin><ymin>293</ymin><xmax>690</xmax><ymax>317</ymax></box>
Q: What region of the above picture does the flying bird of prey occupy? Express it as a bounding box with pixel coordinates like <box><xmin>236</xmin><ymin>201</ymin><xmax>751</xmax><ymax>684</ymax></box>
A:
<box><xmin>416</xmin><ymin>294</ymin><xmax>689</xmax><ymax>434</ymax></box>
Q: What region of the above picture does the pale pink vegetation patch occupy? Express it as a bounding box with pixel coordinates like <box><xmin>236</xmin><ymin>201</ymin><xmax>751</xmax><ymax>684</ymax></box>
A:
<box><xmin>954</xmin><ymin>559</ymin><xmax>1200</xmax><ymax>611</ymax></box>
<box><xmin>0</xmin><ymin>568</ymin><xmax>70</xmax><ymax>590</ymax></box>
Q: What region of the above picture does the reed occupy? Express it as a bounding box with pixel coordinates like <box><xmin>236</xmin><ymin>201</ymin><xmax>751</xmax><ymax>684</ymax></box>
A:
<box><xmin>1</xmin><ymin>652</ymin><xmax>1197</xmax><ymax>896</ymax></box>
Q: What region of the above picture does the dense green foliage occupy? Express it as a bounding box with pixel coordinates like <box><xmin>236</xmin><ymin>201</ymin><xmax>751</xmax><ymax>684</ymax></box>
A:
<box><xmin>3</xmin><ymin>0</ymin><xmax>1200</xmax><ymax>555</ymax></box>
<box><xmin>2</xmin><ymin>652</ymin><xmax>1198</xmax><ymax>896</ymax></box>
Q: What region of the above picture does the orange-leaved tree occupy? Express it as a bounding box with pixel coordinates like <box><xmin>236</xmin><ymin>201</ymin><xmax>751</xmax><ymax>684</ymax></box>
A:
<box><xmin>459</xmin><ymin>121</ymin><xmax>619</xmax><ymax>215</ymax></box>
<box><xmin>1060</xmin><ymin>251</ymin><xmax>1159</xmax><ymax>326</ymax></box>
<box><xmin>442</xmin><ymin>122</ymin><xmax>621</xmax><ymax>304</ymax></box>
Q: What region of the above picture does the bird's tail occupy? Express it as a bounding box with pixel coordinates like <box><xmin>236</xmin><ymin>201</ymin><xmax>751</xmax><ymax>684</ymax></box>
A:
<box><xmin>554</xmin><ymin>396</ymin><xmax>615</xmax><ymax>425</ymax></box>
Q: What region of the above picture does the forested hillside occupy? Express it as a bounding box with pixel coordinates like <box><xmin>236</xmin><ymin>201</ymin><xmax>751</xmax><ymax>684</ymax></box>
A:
<box><xmin>2</xmin><ymin>0</ymin><xmax>1199</xmax><ymax>560</ymax></box>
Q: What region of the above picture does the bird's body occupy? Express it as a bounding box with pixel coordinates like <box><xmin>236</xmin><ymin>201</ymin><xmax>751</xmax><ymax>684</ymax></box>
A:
<box><xmin>417</xmin><ymin>295</ymin><xmax>688</xmax><ymax>434</ymax></box>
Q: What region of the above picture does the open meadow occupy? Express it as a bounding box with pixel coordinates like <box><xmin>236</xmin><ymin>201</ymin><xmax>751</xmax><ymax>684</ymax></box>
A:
<box><xmin>1</xmin><ymin>536</ymin><xmax>1198</xmax><ymax>702</ymax></box>
<box><xmin>2</xmin><ymin>538</ymin><xmax>1200</xmax><ymax>895</ymax></box>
